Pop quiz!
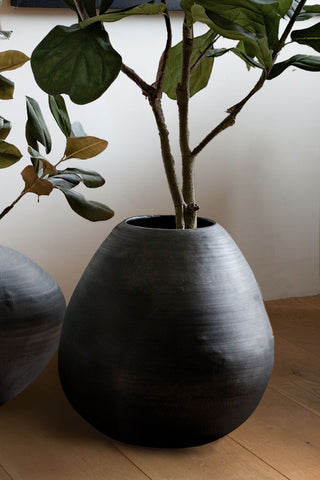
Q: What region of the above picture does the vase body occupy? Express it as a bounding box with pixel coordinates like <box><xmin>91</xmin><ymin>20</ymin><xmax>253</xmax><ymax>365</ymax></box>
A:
<box><xmin>59</xmin><ymin>216</ymin><xmax>274</xmax><ymax>447</ymax></box>
<box><xmin>0</xmin><ymin>246</ymin><xmax>66</xmax><ymax>404</ymax></box>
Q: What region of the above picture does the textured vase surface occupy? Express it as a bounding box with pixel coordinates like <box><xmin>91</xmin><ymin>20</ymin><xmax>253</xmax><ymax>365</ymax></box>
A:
<box><xmin>59</xmin><ymin>216</ymin><xmax>274</xmax><ymax>447</ymax></box>
<box><xmin>0</xmin><ymin>246</ymin><xmax>66</xmax><ymax>404</ymax></box>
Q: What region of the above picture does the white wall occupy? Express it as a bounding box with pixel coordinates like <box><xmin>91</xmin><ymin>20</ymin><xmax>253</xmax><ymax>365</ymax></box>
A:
<box><xmin>0</xmin><ymin>0</ymin><xmax>319</xmax><ymax>301</ymax></box>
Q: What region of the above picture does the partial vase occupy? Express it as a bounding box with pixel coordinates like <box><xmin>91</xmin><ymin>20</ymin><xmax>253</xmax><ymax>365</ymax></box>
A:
<box><xmin>59</xmin><ymin>215</ymin><xmax>274</xmax><ymax>448</ymax></box>
<box><xmin>0</xmin><ymin>246</ymin><xmax>66</xmax><ymax>405</ymax></box>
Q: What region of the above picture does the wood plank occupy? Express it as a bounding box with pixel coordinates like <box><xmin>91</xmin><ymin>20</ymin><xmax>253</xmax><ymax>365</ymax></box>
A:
<box><xmin>0</xmin><ymin>465</ymin><xmax>13</xmax><ymax>480</ymax></box>
<box><xmin>266</xmin><ymin>296</ymin><xmax>320</xmax><ymax>356</ymax></box>
<box><xmin>116</xmin><ymin>434</ymin><xmax>288</xmax><ymax>480</ymax></box>
<box><xmin>0</xmin><ymin>355</ymin><xmax>151</xmax><ymax>480</ymax></box>
<box><xmin>230</xmin><ymin>387</ymin><xmax>320</xmax><ymax>480</ymax></box>
<box><xmin>270</xmin><ymin>336</ymin><xmax>320</xmax><ymax>416</ymax></box>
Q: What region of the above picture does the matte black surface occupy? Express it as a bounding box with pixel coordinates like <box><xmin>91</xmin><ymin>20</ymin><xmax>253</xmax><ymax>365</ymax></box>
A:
<box><xmin>59</xmin><ymin>216</ymin><xmax>274</xmax><ymax>447</ymax></box>
<box><xmin>0</xmin><ymin>246</ymin><xmax>66</xmax><ymax>404</ymax></box>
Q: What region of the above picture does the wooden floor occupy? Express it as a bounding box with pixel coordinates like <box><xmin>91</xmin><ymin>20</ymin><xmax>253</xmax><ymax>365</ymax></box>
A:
<box><xmin>0</xmin><ymin>295</ymin><xmax>319</xmax><ymax>480</ymax></box>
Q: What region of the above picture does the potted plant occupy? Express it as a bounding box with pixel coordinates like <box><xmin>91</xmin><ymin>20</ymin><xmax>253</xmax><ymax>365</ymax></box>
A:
<box><xmin>25</xmin><ymin>0</ymin><xmax>320</xmax><ymax>446</ymax></box>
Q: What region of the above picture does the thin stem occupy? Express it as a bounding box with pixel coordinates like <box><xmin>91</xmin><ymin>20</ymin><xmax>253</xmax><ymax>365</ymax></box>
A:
<box><xmin>121</xmin><ymin>63</ymin><xmax>156</xmax><ymax>98</ymax></box>
<box><xmin>177</xmin><ymin>18</ymin><xmax>197</xmax><ymax>228</ymax></box>
<box><xmin>192</xmin><ymin>0</ymin><xmax>306</xmax><ymax>158</ymax></box>
<box><xmin>190</xmin><ymin>37</ymin><xmax>217</xmax><ymax>74</ymax></box>
<box><xmin>0</xmin><ymin>190</ymin><xmax>27</xmax><ymax>220</ymax></box>
<box><xmin>149</xmin><ymin>96</ymin><xmax>185</xmax><ymax>228</ymax></box>
<box><xmin>73</xmin><ymin>0</ymin><xmax>90</xmax><ymax>21</ymax></box>
<box><xmin>273</xmin><ymin>0</ymin><xmax>307</xmax><ymax>60</ymax></box>
<box><xmin>154</xmin><ymin>9</ymin><xmax>172</xmax><ymax>93</ymax></box>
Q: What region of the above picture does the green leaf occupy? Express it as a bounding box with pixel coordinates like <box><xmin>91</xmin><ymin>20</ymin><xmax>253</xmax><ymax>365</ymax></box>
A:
<box><xmin>64</xmin><ymin>136</ymin><xmax>108</xmax><ymax>160</ymax></box>
<box><xmin>81</xmin><ymin>2</ymin><xmax>167</xmax><ymax>26</ymax></box>
<box><xmin>25</xmin><ymin>96</ymin><xmax>52</xmax><ymax>154</ymax></box>
<box><xmin>268</xmin><ymin>54</ymin><xmax>320</xmax><ymax>79</ymax></box>
<box><xmin>21</xmin><ymin>165</ymin><xmax>53</xmax><ymax>196</ymax></box>
<box><xmin>297</xmin><ymin>5</ymin><xmax>320</xmax><ymax>21</ymax></box>
<box><xmin>163</xmin><ymin>30</ymin><xmax>216</xmax><ymax>100</ymax></box>
<box><xmin>0</xmin><ymin>140</ymin><xmax>22</xmax><ymax>168</ymax></box>
<box><xmin>58</xmin><ymin>167</ymin><xmax>105</xmax><ymax>187</ymax></box>
<box><xmin>206</xmin><ymin>47</ymin><xmax>230</xmax><ymax>58</ymax></box>
<box><xmin>0</xmin><ymin>31</ymin><xmax>12</xmax><ymax>40</ymax></box>
<box><xmin>291</xmin><ymin>22</ymin><xmax>320</xmax><ymax>53</ymax></box>
<box><xmin>0</xmin><ymin>117</ymin><xmax>11</xmax><ymax>140</ymax></box>
<box><xmin>0</xmin><ymin>74</ymin><xmax>14</xmax><ymax>100</ymax></box>
<box><xmin>49</xmin><ymin>94</ymin><xmax>72</xmax><ymax>137</ymax></box>
<box><xmin>0</xmin><ymin>50</ymin><xmax>29</xmax><ymax>73</ymax></box>
<box><xmin>188</xmin><ymin>0</ymin><xmax>288</xmax><ymax>68</ymax></box>
<box><xmin>231</xmin><ymin>46</ymin><xmax>264</xmax><ymax>68</ymax></box>
<box><xmin>58</xmin><ymin>187</ymin><xmax>114</xmax><ymax>221</ymax></box>
<box><xmin>48</xmin><ymin>173</ymin><xmax>81</xmax><ymax>190</ymax></box>
<box><xmin>31</xmin><ymin>23</ymin><xmax>122</xmax><ymax>105</ymax></box>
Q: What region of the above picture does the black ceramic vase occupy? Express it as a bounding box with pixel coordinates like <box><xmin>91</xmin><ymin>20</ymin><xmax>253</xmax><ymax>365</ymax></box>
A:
<box><xmin>59</xmin><ymin>216</ymin><xmax>274</xmax><ymax>447</ymax></box>
<box><xmin>0</xmin><ymin>246</ymin><xmax>66</xmax><ymax>404</ymax></box>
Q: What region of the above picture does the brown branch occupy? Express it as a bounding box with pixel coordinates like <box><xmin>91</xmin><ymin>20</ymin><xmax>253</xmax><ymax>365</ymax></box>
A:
<box><xmin>73</xmin><ymin>0</ymin><xmax>90</xmax><ymax>21</ymax></box>
<box><xmin>191</xmin><ymin>0</ymin><xmax>307</xmax><ymax>158</ymax></box>
<box><xmin>149</xmin><ymin>96</ymin><xmax>185</xmax><ymax>228</ymax></box>
<box><xmin>0</xmin><ymin>190</ymin><xmax>26</xmax><ymax>220</ymax></box>
<box><xmin>190</xmin><ymin>38</ymin><xmax>217</xmax><ymax>74</ymax></box>
<box><xmin>273</xmin><ymin>0</ymin><xmax>307</xmax><ymax>61</ymax></box>
<box><xmin>121</xmin><ymin>63</ymin><xmax>156</xmax><ymax>98</ymax></box>
<box><xmin>154</xmin><ymin>9</ymin><xmax>172</xmax><ymax>93</ymax></box>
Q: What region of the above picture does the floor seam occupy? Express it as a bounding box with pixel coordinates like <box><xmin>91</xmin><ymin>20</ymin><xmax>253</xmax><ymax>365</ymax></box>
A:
<box><xmin>228</xmin><ymin>436</ymin><xmax>293</xmax><ymax>480</ymax></box>
<box><xmin>268</xmin><ymin>384</ymin><xmax>320</xmax><ymax>418</ymax></box>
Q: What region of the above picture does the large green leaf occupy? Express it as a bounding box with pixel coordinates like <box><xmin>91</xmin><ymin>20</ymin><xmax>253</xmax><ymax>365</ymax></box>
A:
<box><xmin>0</xmin><ymin>117</ymin><xmax>11</xmax><ymax>140</ymax></box>
<box><xmin>58</xmin><ymin>187</ymin><xmax>114</xmax><ymax>221</ymax></box>
<box><xmin>190</xmin><ymin>4</ymin><xmax>273</xmax><ymax>68</ymax></box>
<box><xmin>291</xmin><ymin>22</ymin><xmax>320</xmax><ymax>53</ymax></box>
<box><xmin>268</xmin><ymin>54</ymin><xmax>320</xmax><ymax>79</ymax></box>
<box><xmin>81</xmin><ymin>2</ymin><xmax>167</xmax><ymax>26</ymax></box>
<box><xmin>48</xmin><ymin>173</ymin><xmax>81</xmax><ymax>190</ymax></box>
<box><xmin>186</xmin><ymin>0</ymin><xmax>291</xmax><ymax>68</ymax></box>
<box><xmin>163</xmin><ymin>30</ymin><xmax>216</xmax><ymax>100</ymax></box>
<box><xmin>25</xmin><ymin>96</ymin><xmax>52</xmax><ymax>154</ymax></box>
<box><xmin>31</xmin><ymin>23</ymin><xmax>122</xmax><ymax>105</ymax></box>
<box><xmin>64</xmin><ymin>136</ymin><xmax>108</xmax><ymax>160</ymax></box>
<box><xmin>0</xmin><ymin>74</ymin><xmax>14</xmax><ymax>100</ymax></box>
<box><xmin>0</xmin><ymin>140</ymin><xmax>22</xmax><ymax>168</ymax></box>
<box><xmin>58</xmin><ymin>167</ymin><xmax>105</xmax><ymax>187</ymax></box>
<box><xmin>49</xmin><ymin>94</ymin><xmax>72</xmax><ymax>137</ymax></box>
<box><xmin>0</xmin><ymin>50</ymin><xmax>29</xmax><ymax>73</ymax></box>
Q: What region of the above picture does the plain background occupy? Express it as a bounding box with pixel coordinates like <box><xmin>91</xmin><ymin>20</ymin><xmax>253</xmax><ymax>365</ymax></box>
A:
<box><xmin>0</xmin><ymin>0</ymin><xmax>319</xmax><ymax>302</ymax></box>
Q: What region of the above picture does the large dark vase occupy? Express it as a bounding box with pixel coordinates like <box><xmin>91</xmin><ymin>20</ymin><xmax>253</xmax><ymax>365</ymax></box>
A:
<box><xmin>0</xmin><ymin>246</ymin><xmax>66</xmax><ymax>404</ymax></box>
<box><xmin>59</xmin><ymin>216</ymin><xmax>274</xmax><ymax>447</ymax></box>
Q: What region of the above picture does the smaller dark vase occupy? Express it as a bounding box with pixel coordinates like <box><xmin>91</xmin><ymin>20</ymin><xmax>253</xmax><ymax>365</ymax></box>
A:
<box><xmin>0</xmin><ymin>246</ymin><xmax>66</xmax><ymax>405</ymax></box>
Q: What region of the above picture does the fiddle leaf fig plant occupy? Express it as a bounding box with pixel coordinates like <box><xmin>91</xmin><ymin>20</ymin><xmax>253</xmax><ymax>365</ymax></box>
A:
<box><xmin>0</xmin><ymin>31</ymin><xmax>113</xmax><ymax>221</ymax></box>
<box><xmin>9</xmin><ymin>0</ymin><xmax>320</xmax><ymax>227</ymax></box>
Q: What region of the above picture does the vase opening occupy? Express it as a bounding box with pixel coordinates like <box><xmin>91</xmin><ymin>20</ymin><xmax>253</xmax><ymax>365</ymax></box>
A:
<box><xmin>126</xmin><ymin>215</ymin><xmax>215</xmax><ymax>230</ymax></box>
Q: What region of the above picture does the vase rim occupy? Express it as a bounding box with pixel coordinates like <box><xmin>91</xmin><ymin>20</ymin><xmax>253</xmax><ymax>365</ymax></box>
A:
<box><xmin>123</xmin><ymin>215</ymin><xmax>216</xmax><ymax>230</ymax></box>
